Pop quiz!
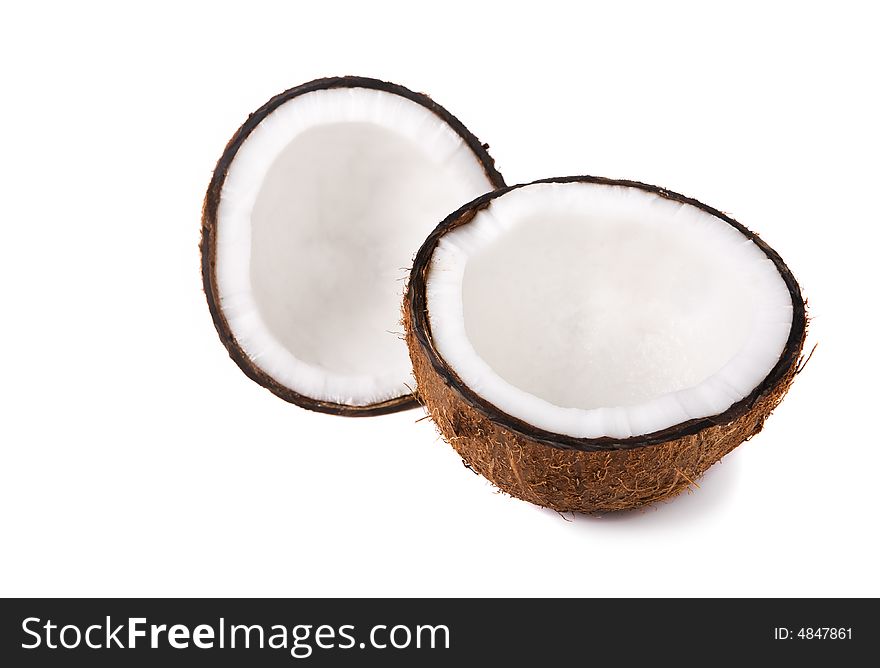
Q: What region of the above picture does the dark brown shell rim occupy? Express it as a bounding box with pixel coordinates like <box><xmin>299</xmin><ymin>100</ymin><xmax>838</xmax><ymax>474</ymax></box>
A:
<box><xmin>201</xmin><ymin>75</ymin><xmax>505</xmax><ymax>416</ymax></box>
<box><xmin>407</xmin><ymin>175</ymin><xmax>807</xmax><ymax>449</ymax></box>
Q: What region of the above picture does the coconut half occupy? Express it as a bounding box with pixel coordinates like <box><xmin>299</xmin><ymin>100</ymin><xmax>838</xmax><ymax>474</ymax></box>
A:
<box><xmin>202</xmin><ymin>76</ymin><xmax>503</xmax><ymax>415</ymax></box>
<box><xmin>405</xmin><ymin>177</ymin><xmax>806</xmax><ymax>512</ymax></box>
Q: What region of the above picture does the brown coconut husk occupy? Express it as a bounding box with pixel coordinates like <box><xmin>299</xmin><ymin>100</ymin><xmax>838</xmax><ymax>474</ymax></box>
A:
<box><xmin>201</xmin><ymin>76</ymin><xmax>505</xmax><ymax>416</ymax></box>
<box><xmin>404</xmin><ymin>176</ymin><xmax>807</xmax><ymax>511</ymax></box>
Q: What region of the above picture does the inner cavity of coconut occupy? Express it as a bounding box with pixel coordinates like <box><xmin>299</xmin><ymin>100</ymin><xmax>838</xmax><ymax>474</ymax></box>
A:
<box><xmin>215</xmin><ymin>87</ymin><xmax>494</xmax><ymax>406</ymax></box>
<box><xmin>426</xmin><ymin>182</ymin><xmax>794</xmax><ymax>439</ymax></box>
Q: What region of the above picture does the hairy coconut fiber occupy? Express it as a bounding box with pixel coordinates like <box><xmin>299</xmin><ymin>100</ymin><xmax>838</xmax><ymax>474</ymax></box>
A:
<box><xmin>404</xmin><ymin>176</ymin><xmax>807</xmax><ymax>512</ymax></box>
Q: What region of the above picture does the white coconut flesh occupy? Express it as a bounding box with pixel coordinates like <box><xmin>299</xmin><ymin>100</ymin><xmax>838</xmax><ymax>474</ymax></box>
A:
<box><xmin>426</xmin><ymin>182</ymin><xmax>794</xmax><ymax>439</ymax></box>
<box><xmin>215</xmin><ymin>87</ymin><xmax>495</xmax><ymax>406</ymax></box>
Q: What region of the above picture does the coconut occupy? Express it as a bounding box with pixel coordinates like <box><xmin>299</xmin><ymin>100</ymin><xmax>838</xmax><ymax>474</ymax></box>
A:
<box><xmin>201</xmin><ymin>76</ymin><xmax>504</xmax><ymax>415</ymax></box>
<box><xmin>405</xmin><ymin>176</ymin><xmax>806</xmax><ymax>512</ymax></box>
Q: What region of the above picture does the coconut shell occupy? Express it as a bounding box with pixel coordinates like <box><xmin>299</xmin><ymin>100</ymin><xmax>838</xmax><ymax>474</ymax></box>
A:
<box><xmin>405</xmin><ymin>176</ymin><xmax>807</xmax><ymax>512</ymax></box>
<box><xmin>201</xmin><ymin>76</ymin><xmax>504</xmax><ymax>416</ymax></box>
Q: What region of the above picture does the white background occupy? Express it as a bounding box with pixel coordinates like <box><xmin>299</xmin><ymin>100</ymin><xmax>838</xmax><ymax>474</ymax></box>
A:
<box><xmin>2</xmin><ymin>1</ymin><xmax>878</xmax><ymax>597</ymax></box>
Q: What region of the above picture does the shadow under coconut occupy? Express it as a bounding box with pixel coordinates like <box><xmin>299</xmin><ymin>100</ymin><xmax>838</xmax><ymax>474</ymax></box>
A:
<box><xmin>537</xmin><ymin>451</ymin><xmax>744</xmax><ymax>527</ymax></box>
